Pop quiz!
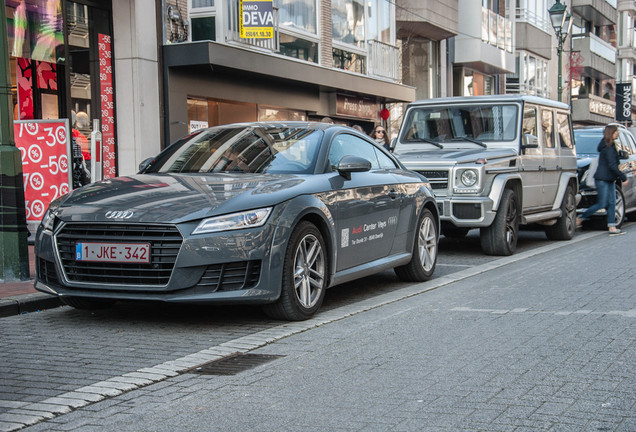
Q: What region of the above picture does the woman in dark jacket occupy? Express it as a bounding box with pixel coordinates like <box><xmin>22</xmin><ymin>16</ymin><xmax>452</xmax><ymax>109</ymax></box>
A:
<box><xmin>577</xmin><ymin>124</ymin><xmax>628</xmax><ymax>235</ymax></box>
<box><xmin>370</xmin><ymin>125</ymin><xmax>391</xmax><ymax>151</ymax></box>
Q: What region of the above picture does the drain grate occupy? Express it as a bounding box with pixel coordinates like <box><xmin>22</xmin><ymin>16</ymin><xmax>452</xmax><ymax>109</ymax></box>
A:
<box><xmin>191</xmin><ymin>353</ymin><xmax>285</xmax><ymax>375</ymax></box>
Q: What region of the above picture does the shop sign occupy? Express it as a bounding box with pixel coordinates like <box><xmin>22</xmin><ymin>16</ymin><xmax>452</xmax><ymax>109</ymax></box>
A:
<box><xmin>240</xmin><ymin>0</ymin><xmax>274</xmax><ymax>39</ymax></box>
<box><xmin>616</xmin><ymin>83</ymin><xmax>632</xmax><ymax>122</ymax></box>
<box><xmin>335</xmin><ymin>95</ymin><xmax>380</xmax><ymax>120</ymax></box>
<box><xmin>14</xmin><ymin>120</ymin><xmax>71</xmax><ymax>222</ymax></box>
<box><xmin>588</xmin><ymin>98</ymin><xmax>614</xmax><ymax>118</ymax></box>
<box><xmin>99</xmin><ymin>34</ymin><xmax>116</xmax><ymax>179</ymax></box>
<box><xmin>190</xmin><ymin>121</ymin><xmax>209</xmax><ymax>133</ymax></box>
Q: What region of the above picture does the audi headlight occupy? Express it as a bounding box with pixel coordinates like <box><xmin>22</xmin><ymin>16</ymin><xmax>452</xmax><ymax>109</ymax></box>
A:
<box><xmin>192</xmin><ymin>207</ymin><xmax>272</xmax><ymax>234</ymax></box>
<box><xmin>460</xmin><ymin>169</ymin><xmax>478</xmax><ymax>187</ymax></box>
<box><xmin>41</xmin><ymin>199</ymin><xmax>62</xmax><ymax>232</ymax></box>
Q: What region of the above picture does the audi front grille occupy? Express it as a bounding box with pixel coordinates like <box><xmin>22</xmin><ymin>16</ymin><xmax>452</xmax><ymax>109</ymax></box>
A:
<box><xmin>55</xmin><ymin>223</ymin><xmax>183</xmax><ymax>286</ymax></box>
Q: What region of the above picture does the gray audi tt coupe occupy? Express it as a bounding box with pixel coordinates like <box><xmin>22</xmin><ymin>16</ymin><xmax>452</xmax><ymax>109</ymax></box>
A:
<box><xmin>35</xmin><ymin>122</ymin><xmax>439</xmax><ymax>320</ymax></box>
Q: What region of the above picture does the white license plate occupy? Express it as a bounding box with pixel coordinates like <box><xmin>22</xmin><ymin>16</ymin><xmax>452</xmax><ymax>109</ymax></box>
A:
<box><xmin>75</xmin><ymin>242</ymin><xmax>151</xmax><ymax>263</ymax></box>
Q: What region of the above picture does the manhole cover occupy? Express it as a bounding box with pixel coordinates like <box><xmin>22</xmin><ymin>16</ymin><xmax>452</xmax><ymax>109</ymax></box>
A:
<box><xmin>191</xmin><ymin>353</ymin><xmax>285</xmax><ymax>375</ymax></box>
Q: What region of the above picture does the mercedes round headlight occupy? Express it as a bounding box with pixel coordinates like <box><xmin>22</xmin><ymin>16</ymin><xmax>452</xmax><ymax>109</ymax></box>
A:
<box><xmin>460</xmin><ymin>169</ymin><xmax>478</xmax><ymax>187</ymax></box>
<box><xmin>192</xmin><ymin>207</ymin><xmax>272</xmax><ymax>234</ymax></box>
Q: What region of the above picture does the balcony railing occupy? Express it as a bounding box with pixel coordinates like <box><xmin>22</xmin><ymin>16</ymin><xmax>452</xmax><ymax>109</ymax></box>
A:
<box><xmin>481</xmin><ymin>7</ymin><xmax>513</xmax><ymax>53</ymax></box>
<box><xmin>367</xmin><ymin>40</ymin><xmax>399</xmax><ymax>81</ymax></box>
<box><xmin>589</xmin><ymin>33</ymin><xmax>617</xmax><ymax>62</ymax></box>
<box><xmin>515</xmin><ymin>7</ymin><xmax>550</xmax><ymax>33</ymax></box>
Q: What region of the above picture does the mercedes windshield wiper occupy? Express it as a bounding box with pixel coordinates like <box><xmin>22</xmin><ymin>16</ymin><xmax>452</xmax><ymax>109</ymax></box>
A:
<box><xmin>448</xmin><ymin>136</ymin><xmax>487</xmax><ymax>148</ymax></box>
<box><xmin>415</xmin><ymin>137</ymin><xmax>444</xmax><ymax>149</ymax></box>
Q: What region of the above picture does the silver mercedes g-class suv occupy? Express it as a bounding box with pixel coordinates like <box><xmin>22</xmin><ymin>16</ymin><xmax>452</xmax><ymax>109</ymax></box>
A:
<box><xmin>393</xmin><ymin>95</ymin><xmax>579</xmax><ymax>256</ymax></box>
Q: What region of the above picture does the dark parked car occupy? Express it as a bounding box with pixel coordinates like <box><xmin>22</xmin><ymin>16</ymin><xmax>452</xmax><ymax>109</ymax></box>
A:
<box><xmin>574</xmin><ymin>124</ymin><xmax>636</xmax><ymax>227</ymax></box>
<box><xmin>35</xmin><ymin>122</ymin><xmax>439</xmax><ymax>320</ymax></box>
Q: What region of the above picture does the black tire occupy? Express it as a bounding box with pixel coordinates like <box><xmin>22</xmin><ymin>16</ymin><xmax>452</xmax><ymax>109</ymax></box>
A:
<box><xmin>480</xmin><ymin>188</ymin><xmax>519</xmax><ymax>256</ymax></box>
<box><xmin>262</xmin><ymin>221</ymin><xmax>328</xmax><ymax>321</ymax></box>
<box><xmin>395</xmin><ymin>208</ymin><xmax>438</xmax><ymax>282</ymax></box>
<box><xmin>614</xmin><ymin>186</ymin><xmax>625</xmax><ymax>228</ymax></box>
<box><xmin>545</xmin><ymin>184</ymin><xmax>576</xmax><ymax>240</ymax></box>
<box><xmin>441</xmin><ymin>225</ymin><xmax>470</xmax><ymax>239</ymax></box>
<box><xmin>62</xmin><ymin>297</ymin><xmax>115</xmax><ymax>310</ymax></box>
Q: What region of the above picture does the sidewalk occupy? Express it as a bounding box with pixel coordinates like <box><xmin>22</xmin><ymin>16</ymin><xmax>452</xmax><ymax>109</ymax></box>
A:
<box><xmin>0</xmin><ymin>245</ymin><xmax>62</xmax><ymax>317</ymax></box>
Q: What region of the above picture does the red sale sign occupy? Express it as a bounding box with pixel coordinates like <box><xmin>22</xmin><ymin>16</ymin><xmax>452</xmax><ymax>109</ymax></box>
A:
<box><xmin>99</xmin><ymin>33</ymin><xmax>116</xmax><ymax>179</ymax></box>
<box><xmin>14</xmin><ymin>120</ymin><xmax>72</xmax><ymax>222</ymax></box>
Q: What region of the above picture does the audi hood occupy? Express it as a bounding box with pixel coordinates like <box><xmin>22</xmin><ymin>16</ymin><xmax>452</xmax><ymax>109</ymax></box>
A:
<box><xmin>47</xmin><ymin>173</ymin><xmax>314</xmax><ymax>224</ymax></box>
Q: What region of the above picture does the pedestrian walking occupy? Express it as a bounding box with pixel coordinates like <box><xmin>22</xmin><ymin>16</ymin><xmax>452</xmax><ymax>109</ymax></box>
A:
<box><xmin>371</xmin><ymin>125</ymin><xmax>391</xmax><ymax>151</ymax></box>
<box><xmin>576</xmin><ymin>124</ymin><xmax>628</xmax><ymax>235</ymax></box>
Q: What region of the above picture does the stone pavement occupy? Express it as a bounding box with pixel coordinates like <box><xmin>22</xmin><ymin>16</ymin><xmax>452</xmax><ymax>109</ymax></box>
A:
<box><xmin>0</xmin><ymin>245</ymin><xmax>61</xmax><ymax>318</ymax></box>
<box><xmin>2</xmin><ymin>227</ymin><xmax>634</xmax><ymax>431</ymax></box>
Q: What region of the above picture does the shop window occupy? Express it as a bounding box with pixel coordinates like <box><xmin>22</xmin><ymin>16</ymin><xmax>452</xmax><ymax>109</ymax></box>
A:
<box><xmin>6</xmin><ymin>0</ymin><xmax>65</xmax><ymax>64</ymax></box>
<box><xmin>258</xmin><ymin>106</ymin><xmax>307</xmax><ymax>121</ymax></box>
<box><xmin>187</xmin><ymin>97</ymin><xmax>209</xmax><ymax>132</ymax></box>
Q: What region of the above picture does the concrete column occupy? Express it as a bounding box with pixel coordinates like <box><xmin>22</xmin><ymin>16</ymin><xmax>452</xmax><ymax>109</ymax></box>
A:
<box><xmin>112</xmin><ymin>0</ymin><xmax>162</xmax><ymax>176</ymax></box>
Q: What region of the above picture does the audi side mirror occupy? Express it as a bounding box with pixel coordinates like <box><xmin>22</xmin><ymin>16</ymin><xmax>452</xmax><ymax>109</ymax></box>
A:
<box><xmin>138</xmin><ymin>157</ymin><xmax>155</xmax><ymax>173</ymax></box>
<box><xmin>337</xmin><ymin>155</ymin><xmax>372</xmax><ymax>180</ymax></box>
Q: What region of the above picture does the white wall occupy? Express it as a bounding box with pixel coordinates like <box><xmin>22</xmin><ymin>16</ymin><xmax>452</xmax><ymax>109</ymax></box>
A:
<box><xmin>112</xmin><ymin>0</ymin><xmax>162</xmax><ymax>176</ymax></box>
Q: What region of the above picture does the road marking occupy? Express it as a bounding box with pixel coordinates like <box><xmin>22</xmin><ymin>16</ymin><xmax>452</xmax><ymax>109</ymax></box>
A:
<box><xmin>0</xmin><ymin>229</ymin><xmax>614</xmax><ymax>431</ymax></box>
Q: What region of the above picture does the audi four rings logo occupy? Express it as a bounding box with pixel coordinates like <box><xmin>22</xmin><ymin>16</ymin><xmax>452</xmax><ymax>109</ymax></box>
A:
<box><xmin>105</xmin><ymin>210</ymin><xmax>134</xmax><ymax>219</ymax></box>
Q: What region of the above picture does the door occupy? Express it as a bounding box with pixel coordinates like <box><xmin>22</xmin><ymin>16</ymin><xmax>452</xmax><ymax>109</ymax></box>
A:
<box><xmin>328</xmin><ymin>134</ymin><xmax>402</xmax><ymax>271</ymax></box>
<box><xmin>540</xmin><ymin>108</ymin><xmax>560</xmax><ymax>207</ymax></box>
<box><xmin>618</xmin><ymin>130</ymin><xmax>636</xmax><ymax>210</ymax></box>
<box><xmin>519</xmin><ymin>105</ymin><xmax>545</xmax><ymax>211</ymax></box>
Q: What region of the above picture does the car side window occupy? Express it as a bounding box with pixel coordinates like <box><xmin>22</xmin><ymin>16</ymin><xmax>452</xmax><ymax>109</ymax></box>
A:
<box><xmin>522</xmin><ymin>106</ymin><xmax>539</xmax><ymax>154</ymax></box>
<box><xmin>541</xmin><ymin>109</ymin><xmax>555</xmax><ymax>148</ymax></box>
<box><xmin>328</xmin><ymin>134</ymin><xmax>380</xmax><ymax>170</ymax></box>
<box><xmin>374</xmin><ymin>148</ymin><xmax>398</xmax><ymax>169</ymax></box>
<box><xmin>556</xmin><ymin>112</ymin><xmax>573</xmax><ymax>149</ymax></box>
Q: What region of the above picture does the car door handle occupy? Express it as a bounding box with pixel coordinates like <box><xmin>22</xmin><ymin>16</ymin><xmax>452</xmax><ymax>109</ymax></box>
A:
<box><xmin>389</xmin><ymin>190</ymin><xmax>401</xmax><ymax>199</ymax></box>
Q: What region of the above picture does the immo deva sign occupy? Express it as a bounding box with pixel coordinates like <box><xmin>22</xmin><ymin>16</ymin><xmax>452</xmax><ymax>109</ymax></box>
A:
<box><xmin>240</xmin><ymin>0</ymin><xmax>274</xmax><ymax>39</ymax></box>
<box><xmin>616</xmin><ymin>83</ymin><xmax>632</xmax><ymax>123</ymax></box>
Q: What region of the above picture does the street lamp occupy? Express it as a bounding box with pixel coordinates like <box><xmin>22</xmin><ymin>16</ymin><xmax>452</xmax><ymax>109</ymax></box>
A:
<box><xmin>548</xmin><ymin>0</ymin><xmax>574</xmax><ymax>102</ymax></box>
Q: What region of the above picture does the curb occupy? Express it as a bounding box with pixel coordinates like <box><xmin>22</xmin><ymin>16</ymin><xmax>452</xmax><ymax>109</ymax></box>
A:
<box><xmin>0</xmin><ymin>292</ymin><xmax>63</xmax><ymax>318</ymax></box>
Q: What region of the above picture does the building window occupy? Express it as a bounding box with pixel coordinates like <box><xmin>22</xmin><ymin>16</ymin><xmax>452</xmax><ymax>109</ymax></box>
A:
<box><xmin>332</xmin><ymin>0</ymin><xmax>365</xmax><ymax>47</ymax></box>
<box><xmin>279</xmin><ymin>34</ymin><xmax>318</xmax><ymax>62</ymax></box>
<box><xmin>275</xmin><ymin>0</ymin><xmax>319</xmax><ymax>63</ymax></box>
<box><xmin>191</xmin><ymin>17</ymin><xmax>216</xmax><ymax>41</ymax></box>
<box><xmin>367</xmin><ymin>0</ymin><xmax>391</xmax><ymax>44</ymax></box>
<box><xmin>189</xmin><ymin>0</ymin><xmax>216</xmax><ymax>42</ymax></box>
<box><xmin>332</xmin><ymin>48</ymin><xmax>365</xmax><ymax>74</ymax></box>
<box><xmin>276</xmin><ymin>0</ymin><xmax>316</xmax><ymax>34</ymax></box>
<box><xmin>403</xmin><ymin>39</ymin><xmax>440</xmax><ymax>100</ymax></box>
<box><xmin>506</xmin><ymin>51</ymin><xmax>548</xmax><ymax>97</ymax></box>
